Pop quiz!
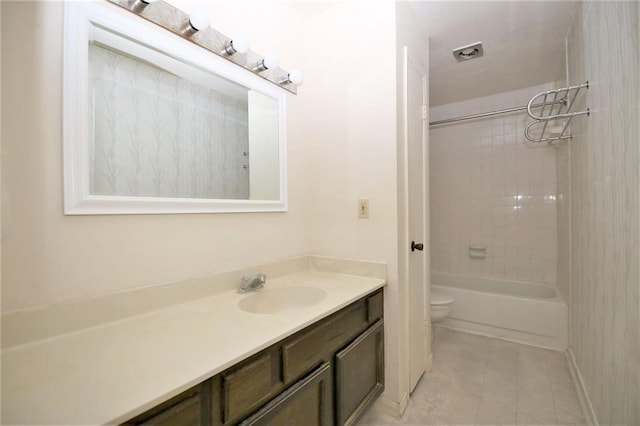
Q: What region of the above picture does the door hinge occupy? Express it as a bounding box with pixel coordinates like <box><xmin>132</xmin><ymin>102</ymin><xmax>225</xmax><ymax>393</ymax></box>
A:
<box><xmin>422</xmin><ymin>105</ymin><xmax>428</xmax><ymax>120</ymax></box>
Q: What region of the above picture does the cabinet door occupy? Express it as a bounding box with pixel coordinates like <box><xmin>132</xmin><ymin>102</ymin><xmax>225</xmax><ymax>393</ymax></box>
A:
<box><xmin>335</xmin><ymin>320</ymin><xmax>384</xmax><ymax>426</ymax></box>
<box><xmin>238</xmin><ymin>362</ymin><xmax>331</xmax><ymax>426</ymax></box>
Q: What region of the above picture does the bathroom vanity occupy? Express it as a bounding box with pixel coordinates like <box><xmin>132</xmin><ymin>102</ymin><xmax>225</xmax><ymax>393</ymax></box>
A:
<box><xmin>1</xmin><ymin>256</ymin><xmax>386</xmax><ymax>425</ymax></box>
<box><xmin>126</xmin><ymin>289</ymin><xmax>384</xmax><ymax>425</ymax></box>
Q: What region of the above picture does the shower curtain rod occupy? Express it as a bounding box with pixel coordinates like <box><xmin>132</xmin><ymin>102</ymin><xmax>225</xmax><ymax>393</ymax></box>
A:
<box><xmin>428</xmin><ymin>98</ymin><xmax>565</xmax><ymax>127</ymax></box>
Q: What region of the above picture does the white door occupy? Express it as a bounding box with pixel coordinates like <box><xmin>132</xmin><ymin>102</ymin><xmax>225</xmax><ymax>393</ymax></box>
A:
<box><xmin>405</xmin><ymin>47</ymin><xmax>429</xmax><ymax>393</ymax></box>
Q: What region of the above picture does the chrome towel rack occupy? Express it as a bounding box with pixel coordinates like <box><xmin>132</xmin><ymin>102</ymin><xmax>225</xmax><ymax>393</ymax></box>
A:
<box><xmin>524</xmin><ymin>82</ymin><xmax>590</xmax><ymax>144</ymax></box>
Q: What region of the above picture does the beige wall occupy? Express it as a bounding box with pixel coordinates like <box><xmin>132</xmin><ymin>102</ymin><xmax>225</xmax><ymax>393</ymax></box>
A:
<box><xmin>0</xmin><ymin>1</ymin><xmax>313</xmax><ymax>312</ymax></box>
<box><xmin>566</xmin><ymin>1</ymin><xmax>640</xmax><ymax>424</ymax></box>
<box><xmin>293</xmin><ymin>0</ymin><xmax>407</xmax><ymax>409</ymax></box>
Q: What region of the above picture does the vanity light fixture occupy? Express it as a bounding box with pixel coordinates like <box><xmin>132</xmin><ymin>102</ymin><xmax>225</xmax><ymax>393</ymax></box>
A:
<box><xmin>253</xmin><ymin>54</ymin><xmax>279</xmax><ymax>72</ymax></box>
<box><xmin>109</xmin><ymin>0</ymin><xmax>301</xmax><ymax>93</ymax></box>
<box><xmin>182</xmin><ymin>11</ymin><xmax>210</xmax><ymax>37</ymax></box>
<box><xmin>222</xmin><ymin>36</ymin><xmax>250</xmax><ymax>56</ymax></box>
<box><xmin>279</xmin><ymin>70</ymin><xmax>304</xmax><ymax>86</ymax></box>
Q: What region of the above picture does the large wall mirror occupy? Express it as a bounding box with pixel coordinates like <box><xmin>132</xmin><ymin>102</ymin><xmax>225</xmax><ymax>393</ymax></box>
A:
<box><xmin>63</xmin><ymin>2</ymin><xmax>287</xmax><ymax>214</ymax></box>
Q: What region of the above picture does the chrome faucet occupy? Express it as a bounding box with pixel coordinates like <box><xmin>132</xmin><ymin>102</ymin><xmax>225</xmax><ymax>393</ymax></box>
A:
<box><xmin>238</xmin><ymin>273</ymin><xmax>267</xmax><ymax>293</ymax></box>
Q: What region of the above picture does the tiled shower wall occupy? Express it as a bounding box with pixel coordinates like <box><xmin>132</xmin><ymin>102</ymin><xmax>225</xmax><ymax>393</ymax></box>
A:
<box><xmin>429</xmin><ymin>83</ymin><xmax>559</xmax><ymax>284</ymax></box>
<box><xmin>565</xmin><ymin>1</ymin><xmax>639</xmax><ymax>424</ymax></box>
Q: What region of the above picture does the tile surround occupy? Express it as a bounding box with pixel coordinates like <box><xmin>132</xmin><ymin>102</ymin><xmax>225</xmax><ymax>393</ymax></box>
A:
<box><xmin>358</xmin><ymin>328</ymin><xmax>585</xmax><ymax>425</ymax></box>
<box><xmin>430</xmin><ymin>84</ymin><xmax>559</xmax><ymax>284</ymax></box>
<box><xmin>565</xmin><ymin>1</ymin><xmax>640</xmax><ymax>425</ymax></box>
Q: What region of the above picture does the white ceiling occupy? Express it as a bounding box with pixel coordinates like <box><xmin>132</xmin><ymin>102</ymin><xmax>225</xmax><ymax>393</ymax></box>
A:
<box><xmin>408</xmin><ymin>1</ymin><xmax>580</xmax><ymax>106</ymax></box>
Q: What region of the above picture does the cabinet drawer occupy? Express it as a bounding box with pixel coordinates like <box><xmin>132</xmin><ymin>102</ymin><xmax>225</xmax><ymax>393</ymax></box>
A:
<box><xmin>139</xmin><ymin>395</ymin><xmax>200</xmax><ymax>426</ymax></box>
<box><xmin>282</xmin><ymin>302</ymin><xmax>368</xmax><ymax>383</ymax></box>
<box><xmin>335</xmin><ymin>320</ymin><xmax>385</xmax><ymax>425</ymax></box>
<box><xmin>367</xmin><ymin>290</ymin><xmax>383</xmax><ymax>323</ymax></box>
<box><xmin>124</xmin><ymin>385</ymin><xmax>202</xmax><ymax>426</ymax></box>
<box><xmin>238</xmin><ymin>362</ymin><xmax>332</xmax><ymax>426</ymax></box>
<box><xmin>222</xmin><ymin>352</ymin><xmax>276</xmax><ymax>424</ymax></box>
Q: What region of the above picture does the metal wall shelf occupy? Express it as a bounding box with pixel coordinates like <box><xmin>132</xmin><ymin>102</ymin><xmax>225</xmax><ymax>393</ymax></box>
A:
<box><xmin>524</xmin><ymin>82</ymin><xmax>590</xmax><ymax>143</ymax></box>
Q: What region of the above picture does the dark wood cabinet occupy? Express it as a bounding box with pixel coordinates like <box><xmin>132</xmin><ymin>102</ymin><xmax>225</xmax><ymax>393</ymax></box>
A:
<box><xmin>238</xmin><ymin>362</ymin><xmax>332</xmax><ymax>426</ymax></box>
<box><xmin>335</xmin><ymin>320</ymin><xmax>385</xmax><ymax>425</ymax></box>
<box><xmin>123</xmin><ymin>289</ymin><xmax>384</xmax><ymax>426</ymax></box>
<box><xmin>282</xmin><ymin>301</ymin><xmax>368</xmax><ymax>383</ymax></box>
<box><xmin>222</xmin><ymin>351</ymin><xmax>280</xmax><ymax>424</ymax></box>
<box><xmin>124</xmin><ymin>383</ymin><xmax>207</xmax><ymax>426</ymax></box>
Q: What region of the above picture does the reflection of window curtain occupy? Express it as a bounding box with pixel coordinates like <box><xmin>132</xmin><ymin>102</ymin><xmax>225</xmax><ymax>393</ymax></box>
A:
<box><xmin>89</xmin><ymin>44</ymin><xmax>250</xmax><ymax>199</ymax></box>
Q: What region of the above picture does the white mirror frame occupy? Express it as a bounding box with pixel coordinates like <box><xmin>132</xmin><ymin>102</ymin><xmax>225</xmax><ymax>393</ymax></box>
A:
<box><xmin>63</xmin><ymin>2</ymin><xmax>287</xmax><ymax>215</ymax></box>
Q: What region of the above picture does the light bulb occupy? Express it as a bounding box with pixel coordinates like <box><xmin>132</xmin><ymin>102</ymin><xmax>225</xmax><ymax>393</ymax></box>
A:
<box><xmin>223</xmin><ymin>36</ymin><xmax>250</xmax><ymax>55</ymax></box>
<box><xmin>279</xmin><ymin>70</ymin><xmax>304</xmax><ymax>86</ymax></box>
<box><xmin>231</xmin><ymin>36</ymin><xmax>250</xmax><ymax>54</ymax></box>
<box><xmin>288</xmin><ymin>70</ymin><xmax>303</xmax><ymax>85</ymax></box>
<box><xmin>253</xmin><ymin>54</ymin><xmax>279</xmax><ymax>72</ymax></box>
<box><xmin>188</xmin><ymin>11</ymin><xmax>210</xmax><ymax>31</ymax></box>
<box><xmin>262</xmin><ymin>54</ymin><xmax>279</xmax><ymax>70</ymax></box>
<box><xmin>181</xmin><ymin>11</ymin><xmax>210</xmax><ymax>37</ymax></box>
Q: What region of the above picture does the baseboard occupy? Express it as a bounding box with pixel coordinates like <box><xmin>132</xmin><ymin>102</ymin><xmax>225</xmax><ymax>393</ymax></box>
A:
<box><xmin>399</xmin><ymin>391</ymin><xmax>409</xmax><ymax>415</ymax></box>
<box><xmin>566</xmin><ymin>348</ymin><xmax>598</xmax><ymax>426</ymax></box>
<box><xmin>370</xmin><ymin>391</ymin><xmax>410</xmax><ymax>419</ymax></box>
<box><xmin>425</xmin><ymin>351</ymin><xmax>434</xmax><ymax>373</ymax></box>
<box><xmin>439</xmin><ymin>318</ymin><xmax>567</xmax><ymax>351</ymax></box>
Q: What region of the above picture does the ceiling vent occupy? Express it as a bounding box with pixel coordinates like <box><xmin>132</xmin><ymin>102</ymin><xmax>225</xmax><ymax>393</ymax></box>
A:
<box><xmin>452</xmin><ymin>42</ymin><xmax>484</xmax><ymax>62</ymax></box>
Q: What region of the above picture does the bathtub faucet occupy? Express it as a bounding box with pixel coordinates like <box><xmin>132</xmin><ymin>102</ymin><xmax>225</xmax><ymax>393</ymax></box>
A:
<box><xmin>238</xmin><ymin>273</ymin><xmax>267</xmax><ymax>293</ymax></box>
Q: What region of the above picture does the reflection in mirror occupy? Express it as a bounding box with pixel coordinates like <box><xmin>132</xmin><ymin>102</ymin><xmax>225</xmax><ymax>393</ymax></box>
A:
<box><xmin>90</xmin><ymin>39</ymin><xmax>249</xmax><ymax>199</ymax></box>
<box><xmin>64</xmin><ymin>2</ymin><xmax>286</xmax><ymax>214</ymax></box>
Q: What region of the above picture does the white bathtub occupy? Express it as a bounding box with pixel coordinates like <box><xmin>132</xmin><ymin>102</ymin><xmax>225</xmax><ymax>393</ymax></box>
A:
<box><xmin>432</xmin><ymin>272</ymin><xmax>568</xmax><ymax>350</ymax></box>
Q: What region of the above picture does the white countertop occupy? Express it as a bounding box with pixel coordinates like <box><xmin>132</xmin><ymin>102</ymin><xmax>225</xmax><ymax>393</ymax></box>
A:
<box><xmin>2</xmin><ymin>269</ymin><xmax>385</xmax><ymax>425</ymax></box>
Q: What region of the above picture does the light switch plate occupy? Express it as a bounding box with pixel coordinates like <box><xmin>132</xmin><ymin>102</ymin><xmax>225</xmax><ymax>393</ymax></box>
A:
<box><xmin>358</xmin><ymin>199</ymin><xmax>370</xmax><ymax>219</ymax></box>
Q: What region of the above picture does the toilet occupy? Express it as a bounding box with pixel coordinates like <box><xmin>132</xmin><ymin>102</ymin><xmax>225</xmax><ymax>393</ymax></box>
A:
<box><xmin>430</xmin><ymin>289</ymin><xmax>453</xmax><ymax>323</ymax></box>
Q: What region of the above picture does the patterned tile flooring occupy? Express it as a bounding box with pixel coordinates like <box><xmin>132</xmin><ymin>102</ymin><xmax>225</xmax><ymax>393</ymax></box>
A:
<box><xmin>359</xmin><ymin>327</ymin><xmax>585</xmax><ymax>425</ymax></box>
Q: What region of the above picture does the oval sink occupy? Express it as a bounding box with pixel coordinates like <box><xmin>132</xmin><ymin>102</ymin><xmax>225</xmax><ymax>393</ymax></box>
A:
<box><xmin>238</xmin><ymin>287</ymin><xmax>328</xmax><ymax>314</ymax></box>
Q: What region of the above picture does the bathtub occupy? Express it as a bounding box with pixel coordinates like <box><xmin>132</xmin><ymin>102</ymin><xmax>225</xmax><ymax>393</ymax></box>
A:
<box><xmin>431</xmin><ymin>272</ymin><xmax>568</xmax><ymax>350</ymax></box>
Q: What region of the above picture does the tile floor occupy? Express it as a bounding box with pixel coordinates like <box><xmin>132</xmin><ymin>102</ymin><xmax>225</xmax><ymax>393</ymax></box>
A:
<box><xmin>359</xmin><ymin>327</ymin><xmax>585</xmax><ymax>425</ymax></box>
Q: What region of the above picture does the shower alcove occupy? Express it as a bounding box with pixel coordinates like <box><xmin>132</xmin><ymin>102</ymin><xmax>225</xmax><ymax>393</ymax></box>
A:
<box><xmin>428</xmin><ymin>81</ymin><xmax>588</xmax><ymax>349</ymax></box>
